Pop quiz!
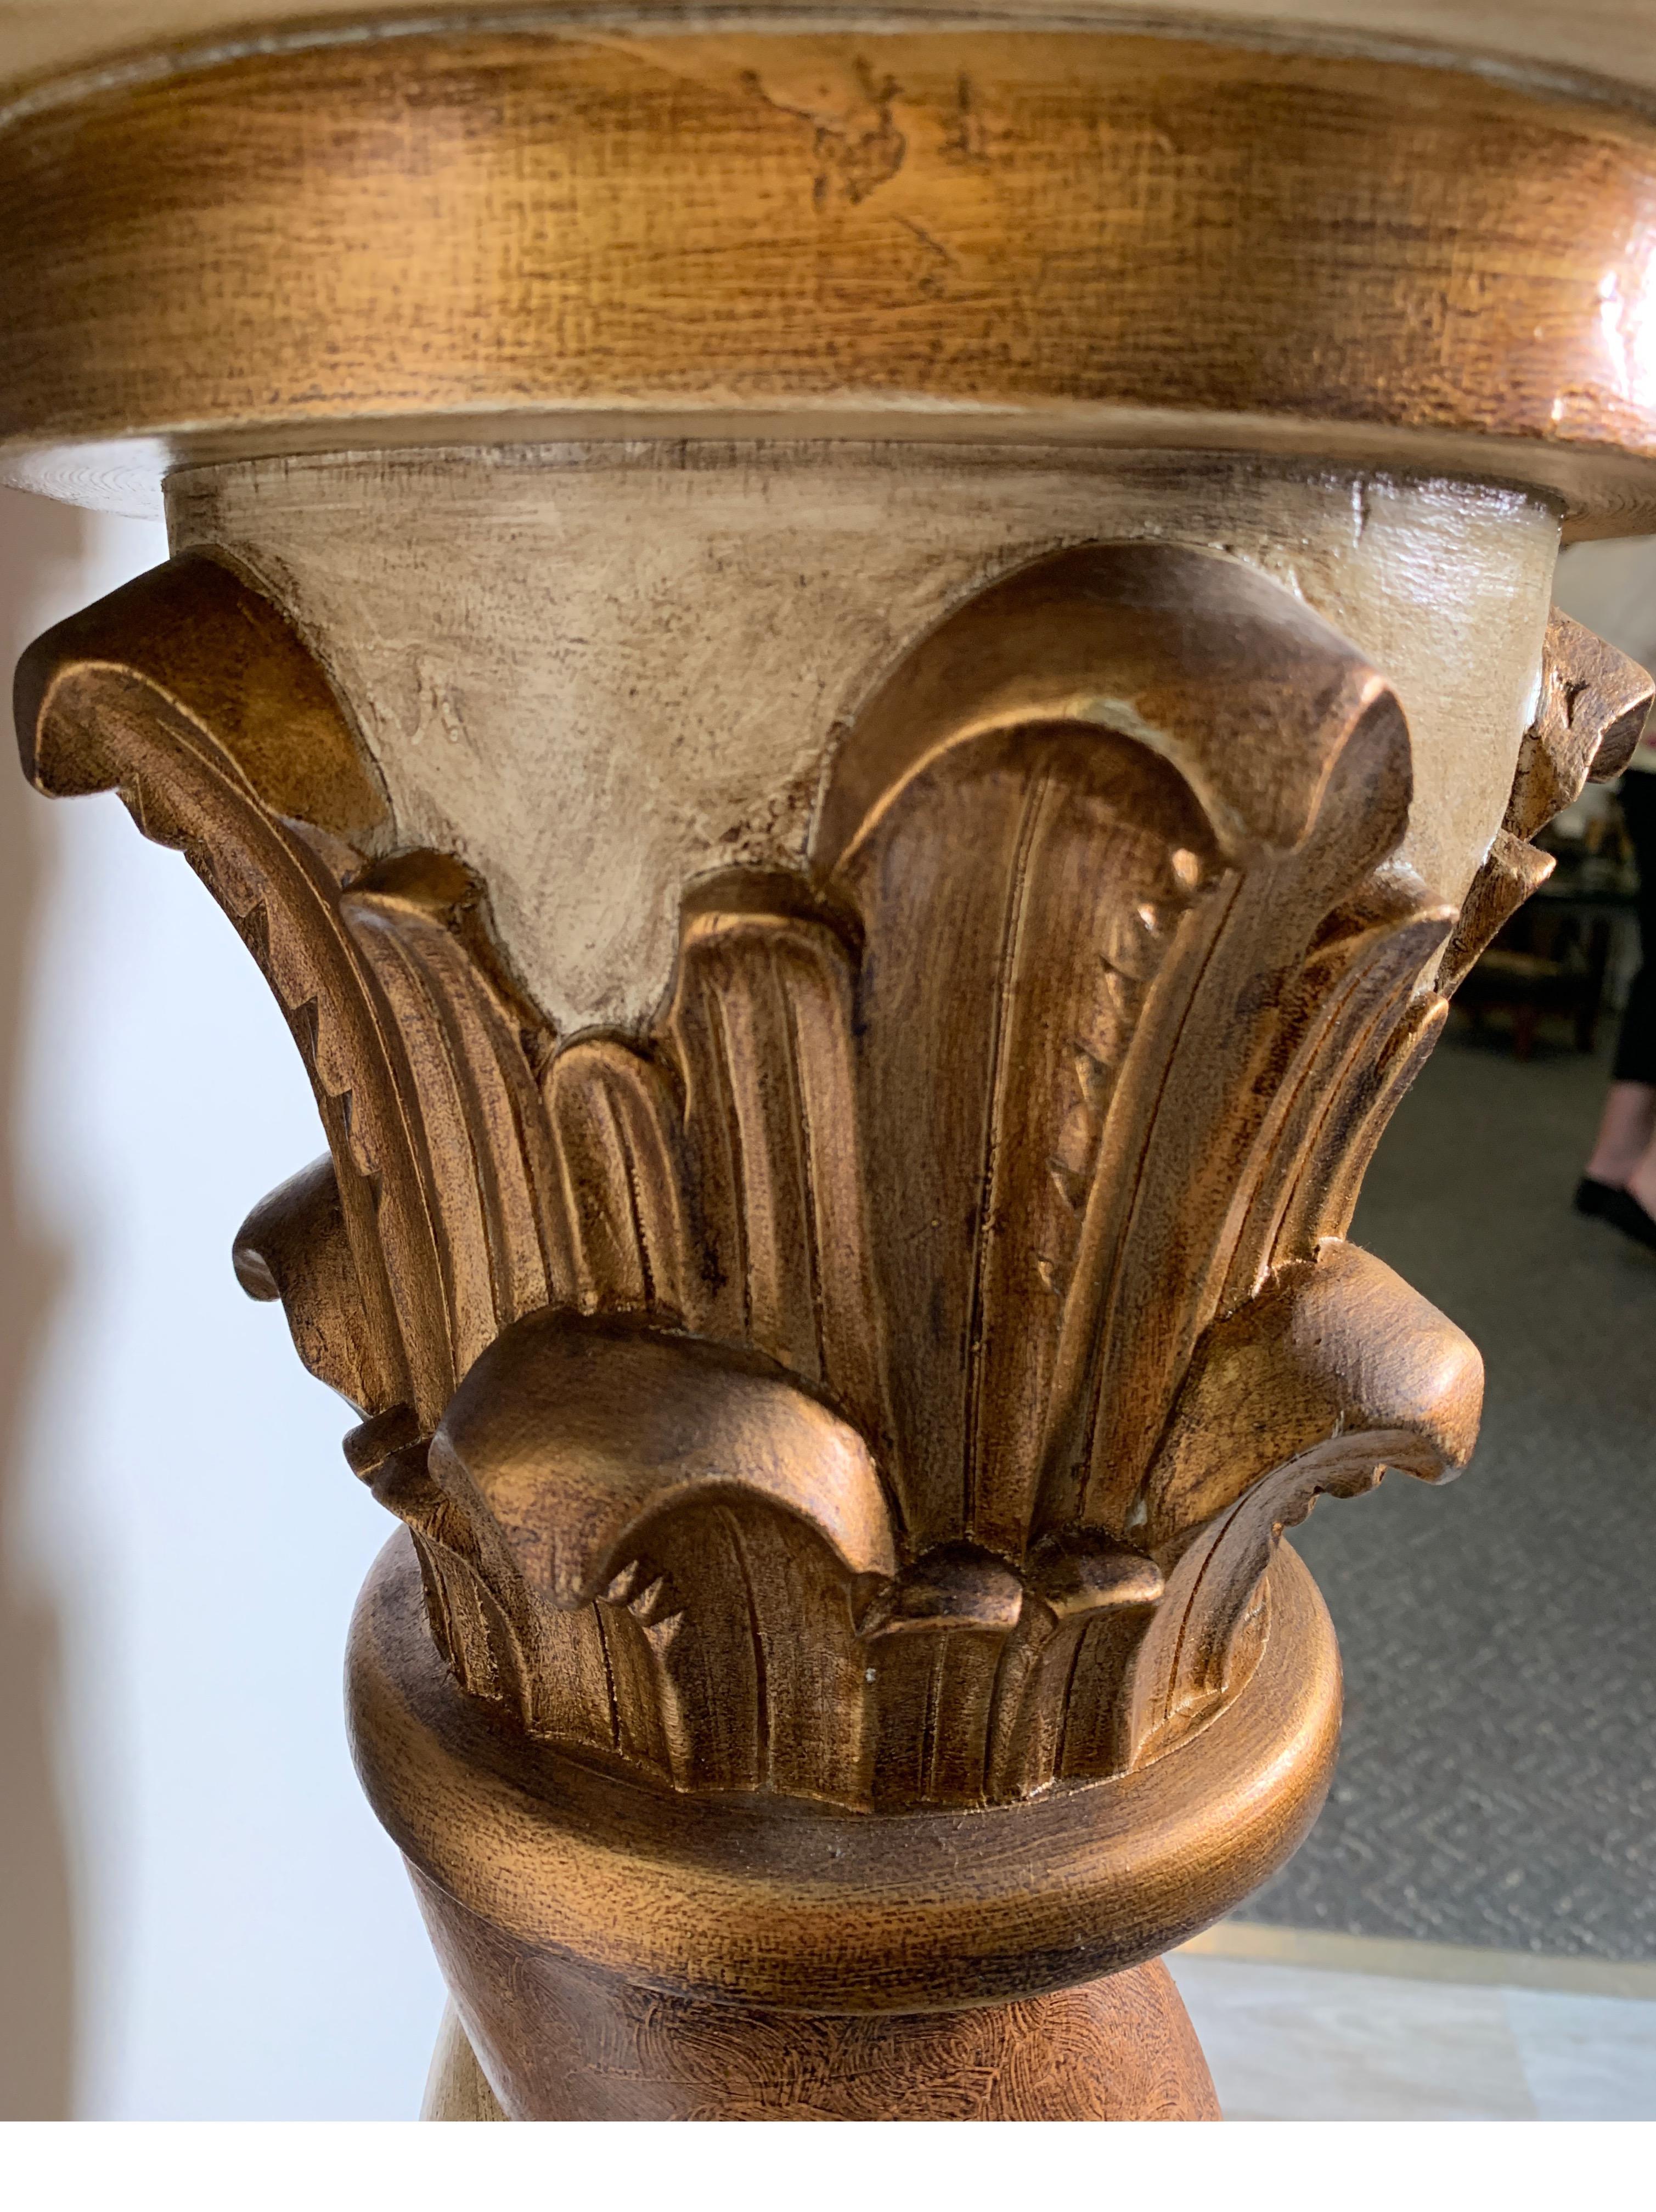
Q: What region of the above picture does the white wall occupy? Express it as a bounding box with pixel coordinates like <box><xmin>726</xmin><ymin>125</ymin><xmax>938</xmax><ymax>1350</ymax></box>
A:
<box><xmin>7</xmin><ymin>499</ymin><xmax>443</xmax><ymax>2117</ymax></box>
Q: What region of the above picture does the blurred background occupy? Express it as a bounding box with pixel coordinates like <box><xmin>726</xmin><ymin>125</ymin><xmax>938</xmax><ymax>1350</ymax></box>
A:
<box><xmin>0</xmin><ymin>492</ymin><xmax>1652</xmax><ymax>2119</ymax></box>
<box><xmin>0</xmin><ymin>493</ymin><xmax>444</xmax><ymax>2119</ymax></box>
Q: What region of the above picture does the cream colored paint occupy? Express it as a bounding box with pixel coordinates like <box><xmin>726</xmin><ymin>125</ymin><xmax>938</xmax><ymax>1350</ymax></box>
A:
<box><xmin>167</xmin><ymin>444</ymin><xmax>1558</xmax><ymax>1035</ymax></box>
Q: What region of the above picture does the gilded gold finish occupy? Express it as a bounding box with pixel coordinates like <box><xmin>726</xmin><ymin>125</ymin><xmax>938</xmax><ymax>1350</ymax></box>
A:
<box><xmin>351</xmin><ymin>1531</ymin><xmax>1341</xmax><ymax>2018</ymax></box>
<box><xmin>9</xmin><ymin>24</ymin><xmax>1656</xmax><ymax>524</ymax></box>
<box><xmin>16</xmin><ymin>524</ymin><xmax>1649</xmax><ymax>2113</ymax></box>
<box><xmin>14</xmin><ymin>5</ymin><xmax>1656</xmax><ymax>2124</ymax></box>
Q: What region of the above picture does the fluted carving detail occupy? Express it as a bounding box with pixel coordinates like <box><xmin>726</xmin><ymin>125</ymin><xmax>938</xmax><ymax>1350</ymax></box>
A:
<box><xmin>19</xmin><ymin>543</ymin><xmax>1648</xmax><ymax>1812</ymax></box>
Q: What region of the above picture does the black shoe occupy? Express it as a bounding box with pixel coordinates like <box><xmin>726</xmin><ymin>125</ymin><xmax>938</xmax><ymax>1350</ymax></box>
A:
<box><xmin>1574</xmin><ymin>1175</ymin><xmax>1621</xmax><ymax>1218</ymax></box>
<box><xmin>1606</xmin><ymin>1186</ymin><xmax>1656</xmax><ymax>1253</ymax></box>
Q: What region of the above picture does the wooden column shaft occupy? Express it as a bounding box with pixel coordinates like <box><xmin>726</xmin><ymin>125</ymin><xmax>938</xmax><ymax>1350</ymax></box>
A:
<box><xmin>419</xmin><ymin>1949</ymin><xmax>1220</xmax><ymax>2124</ymax></box>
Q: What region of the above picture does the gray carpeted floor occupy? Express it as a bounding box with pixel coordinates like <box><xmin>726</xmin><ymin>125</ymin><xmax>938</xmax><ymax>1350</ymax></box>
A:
<box><xmin>1236</xmin><ymin>1022</ymin><xmax>1656</xmax><ymax>1959</ymax></box>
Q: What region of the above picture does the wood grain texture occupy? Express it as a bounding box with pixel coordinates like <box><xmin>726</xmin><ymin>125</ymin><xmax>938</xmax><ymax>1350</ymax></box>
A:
<box><xmin>9</xmin><ymin>24</ymin><xmax>1656</xmax><ymax>527</ymax></box>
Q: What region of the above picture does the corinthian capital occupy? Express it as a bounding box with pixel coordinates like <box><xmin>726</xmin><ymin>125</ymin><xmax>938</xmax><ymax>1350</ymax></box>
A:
<box><xmin>7</xmin><ymin>4</ymin><xmax>1656</xmax><ymax>2121</ymax></box>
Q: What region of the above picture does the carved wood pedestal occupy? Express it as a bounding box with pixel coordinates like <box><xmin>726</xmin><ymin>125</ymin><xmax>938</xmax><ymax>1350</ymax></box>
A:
<box><xmin>8</xmin><ymin>4</ymin><xmax>1656</xmax><ymax>2122</ymax></box>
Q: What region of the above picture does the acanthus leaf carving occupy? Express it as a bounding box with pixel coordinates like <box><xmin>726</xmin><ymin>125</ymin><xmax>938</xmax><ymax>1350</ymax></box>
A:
<box><xmin>20</xmin><ymin>541</ymin><xmax>1649</xmax><ymax>1814</ymax></box>
<box><xmin>1437</xmin><ymin>605</ymin><xmax>1653</xmax><ymax>992</ymax></box>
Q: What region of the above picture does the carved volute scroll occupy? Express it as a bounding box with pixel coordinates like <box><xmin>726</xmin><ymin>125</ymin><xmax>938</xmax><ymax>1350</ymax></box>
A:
<box><xmin>18</xmin><ymin>541</ymin><xmax>1651</xmax><ymax>1819</ymax></box>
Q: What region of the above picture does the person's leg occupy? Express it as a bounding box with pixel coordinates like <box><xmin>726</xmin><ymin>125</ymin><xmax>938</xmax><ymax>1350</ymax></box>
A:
<box><xmin>1589</xmin><ymin>775</ymin><xmax>1656</xmax><ymax>1241</ymax></box>
<box><xmin>1627</xmin><ymin>1129</ymin><xmax>1656</xmax><ymax>1218</ymax></box>
<box><xmin>1584</xmin><ymin>1080</ymin><xmax>1656</xmax><ymax>1185</ymax></box>
<box><xmin>1585</xmin><ymin>776</ymin><xmax>1656</xmax><ymax>1193</ymax></box>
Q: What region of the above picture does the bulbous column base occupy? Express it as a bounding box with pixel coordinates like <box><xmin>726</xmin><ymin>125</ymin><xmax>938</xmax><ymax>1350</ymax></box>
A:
<box><xmin>350</xmin><ymin>1530</ymin><xmax>1339</xmax><ymax>2121</ymax></box>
